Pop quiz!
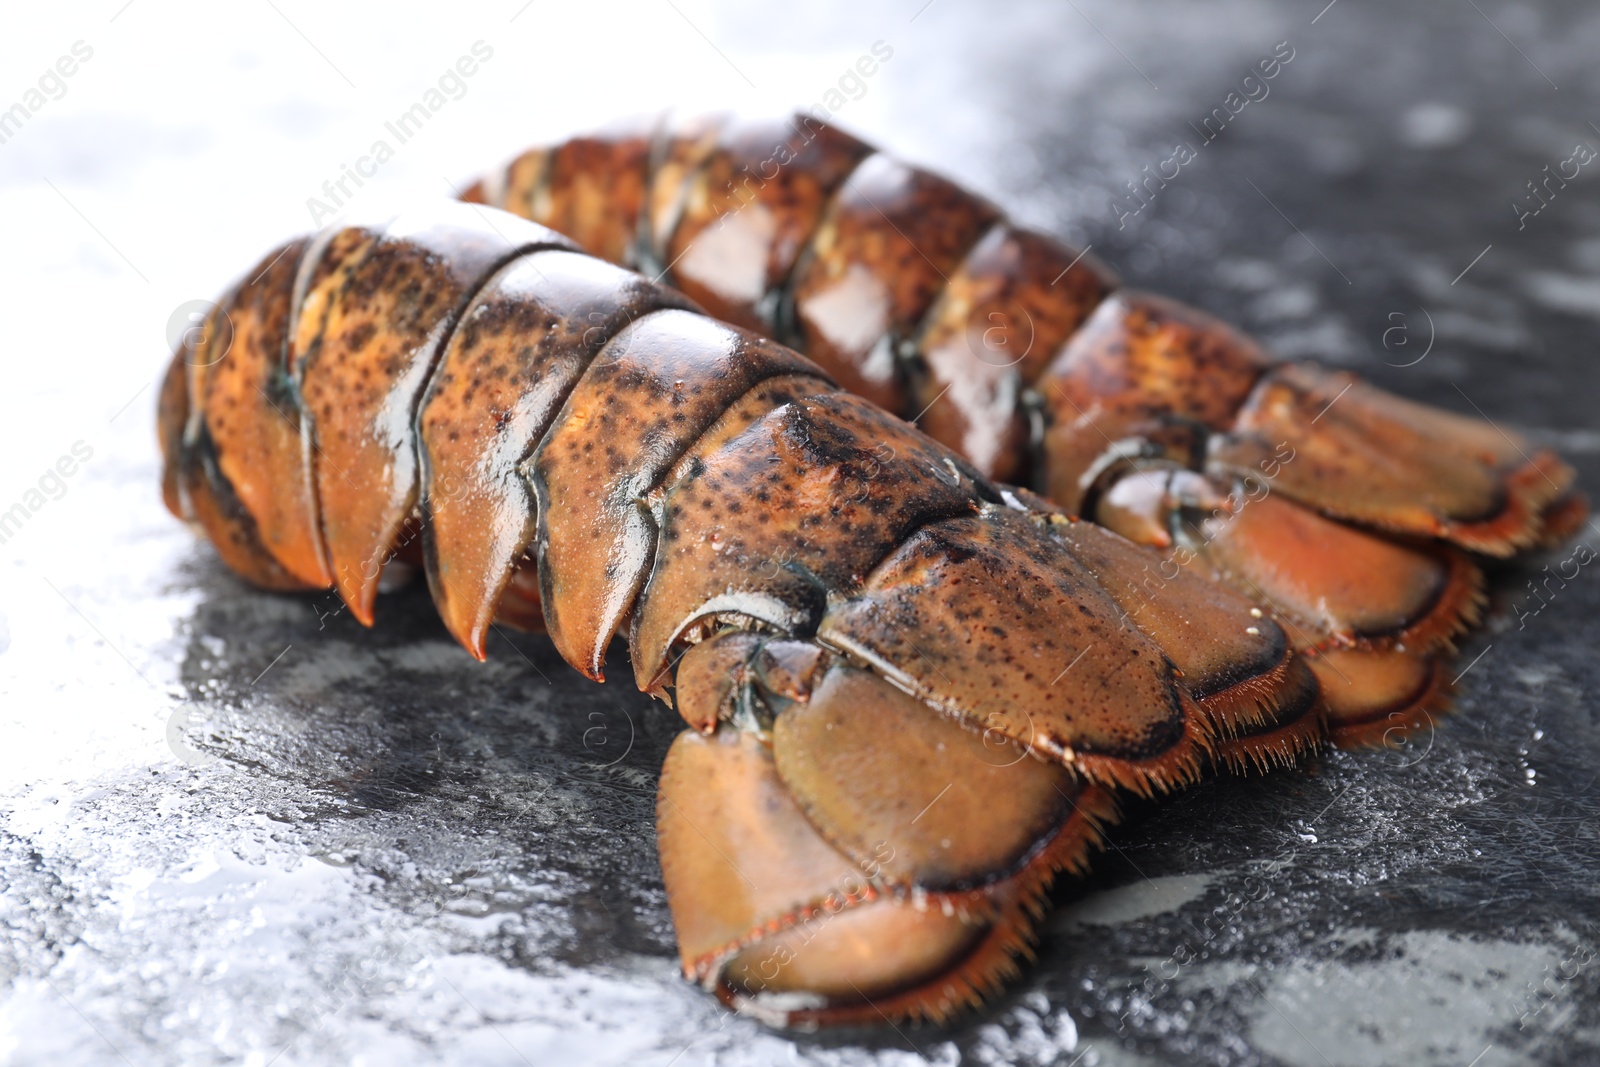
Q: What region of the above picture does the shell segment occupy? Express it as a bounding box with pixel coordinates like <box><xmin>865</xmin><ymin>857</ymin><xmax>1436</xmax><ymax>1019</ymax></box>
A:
<box><xmin>1210</xmin><ymin>362</ymin><xmax>1576</xmax><ymax>555</ymax></box>
<box><xmin>300</xmin><ymin>204</ymin><xmax>573</xmax><ymax>623</ymax></box>
<box><xmin>910</xmin><ymin>223</ymin><xmax>1116</xmax><ymax>482</ymax></box>
<box><xmin>660</xmin><ymin>115</ymin><xmax>874</xmax><ymax>333</ymax></box>
<box><xmin>816</xmin><ymin>509</ymin><xmax>1208</xmax><ymax>795</ymax></box>
<box><xmin>417</xmin><ymin>249</ymin><xmax>694</xmax><ymax>658</ymax></box>
<box><xmin>532</xmin><ymin>310</ymin><xmax>821</xmax><ymax>678</ymax></box>
<box><xmin>659</xmin><ymin>652</ymin><xmax>1118</xmax><ymax>1026</ymax></box>
<box><xmin>167</xmin><ymin>248</ymin><xmax>308</xmax><ymax>591</ymax></box>
<box><xmin>785</xmin><ymin>153</ymin><xmax>1001</xmax><ymax>414</ymax></box>
<box><xmin>630</xmin><ymin>391</ymin><xmax>987</xmax><ymax>690</ymax></box>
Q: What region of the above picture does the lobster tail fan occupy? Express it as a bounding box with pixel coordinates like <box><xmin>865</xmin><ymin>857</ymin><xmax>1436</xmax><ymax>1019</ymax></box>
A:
<box><xmin>661</xmin><ymin>648</ymin><xmax>1120</xmax><ymax>1027</ymax></box>
<box><xmin>1207</xmin><ymin>363</ymin><xmax>1578</xmax><ymax>557</ymax></box>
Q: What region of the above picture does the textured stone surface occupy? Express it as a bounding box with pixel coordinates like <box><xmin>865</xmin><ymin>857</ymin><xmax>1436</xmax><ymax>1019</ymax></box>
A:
<box><xmin>2</xmin><ymin>2</ymin><xmax>1597</xmax><ymax>1064</ymax></box>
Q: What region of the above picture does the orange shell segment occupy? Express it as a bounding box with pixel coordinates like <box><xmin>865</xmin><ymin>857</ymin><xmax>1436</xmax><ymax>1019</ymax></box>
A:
<box><xmin>1184</xmin><ymin>488</ymin><xmax>1485</xmax><ymax>654</ymax></box>
<box><xmin>772</xmin><ymin>662</ymin><xmax>1081</xmax><ymax>893</ymax></box>
<box><xmin>418</xmin><ymin>250</ymin><xmax>691</xmax><ymax>658</ymax></box>
<box><xmin>910</xmin><ymin>224</ymin><xmax>1115</xmax><ymax>482</ymax></box>
<box><xmin>657</xmin><ymin>728</ymin><xmax>896</xmax><ymax>985</ymax></box>
<box><xmin>1041</xmin><ymin>514</ymin><xmax>1325</xmax><ymax>756</ymax></box>
<box><xmin>304</xmin><ymin>205</ymin><xmax>570</xmax><ymax>625</ymax></box>
<box><xmin>816</xmin><ymin>508</ymin><xmax>1208</xmax><ymax>795</ymax></box>
<box><xmin>1307</xmin><ymin>646</ymin><xmax>1453</xmax><ymax>748</ymax></box>
<box><xmin>533</xmin><ymin>118</ymin><xmax>659</xmax><ymax>269</ymax></box>
<box><xmin>534</xmin><ymin>312</ymin><xmax>820</xmax><ymax>679</ymax></box>
<box><xmin>629</xmin><ymin>392</ymin><xmax>981</xmax><ymax>689</ymax></box>
<box><xmin>199</xmin><ymin>237</ymin><xmax>335</xmax><ymax>588</ymax></box>
<box><xmin>663</xmin><ymin>114</ymin><xmax>875</xmax><ymax>333</ymax></box>
<box><xmin>788</xmin><ymin>154</ymin><xmax>1000</xmax><ymax>414</ymax></box>
<box><xmin>1210</xmin><ymin>363</ymin><xmax>1575</xmax><ymax>556</ymax></box>
<box><xmin>1036</xmin><ymin>290</ymin><xmax>1273</xmax><ymax>512</ymax></box>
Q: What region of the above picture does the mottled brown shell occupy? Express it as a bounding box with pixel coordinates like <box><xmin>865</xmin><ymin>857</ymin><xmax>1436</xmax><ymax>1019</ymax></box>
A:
<box><xmin>469</xmin><ymin>110</ymin><xmax>1584</xmax><ymax>747</ymax></box>
<box><xmin>162</xmin><ymin>202</ymin><xmax>1333</xmax><ymax>1024</ymax></box>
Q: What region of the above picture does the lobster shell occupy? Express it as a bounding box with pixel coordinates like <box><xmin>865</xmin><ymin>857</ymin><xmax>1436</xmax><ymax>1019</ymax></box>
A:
<box><xmin>464</xmin><ymin>112</ymin><xmax>1586</xmax><ymax>744</ymax></box>
<box><xmin>160</xmin><ymin>199</ymin><xmax>1326</xmax><ymax>1024</ymax></box>
<box><xmin>159</xmin><ymin>110</ymin><xmax>1585</xmax><ymax>1026</ymax></box>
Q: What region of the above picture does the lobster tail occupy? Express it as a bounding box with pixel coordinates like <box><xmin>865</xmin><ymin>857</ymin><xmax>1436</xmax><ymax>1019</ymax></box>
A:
<box><xmin>467</xmin><ymin>116</ymin><xmax>1585</xmax><ymax>755</ymax></box>
<box><xmin>163</xmin><ymin>204</ymin><xmax>1334</xmax><ymax>1025</ymax></box>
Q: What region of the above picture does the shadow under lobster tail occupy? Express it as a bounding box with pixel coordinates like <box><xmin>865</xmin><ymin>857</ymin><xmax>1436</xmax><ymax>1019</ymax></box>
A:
<box><xmin>658</xmin><ymin>644</ymin><xmax>1119</xmax><ymax>1027</ymax></box>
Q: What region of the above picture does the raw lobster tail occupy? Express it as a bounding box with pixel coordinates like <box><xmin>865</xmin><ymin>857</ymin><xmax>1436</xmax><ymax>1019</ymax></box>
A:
<box><xmin>160</xmin><ymin>203</ymin><xmax>1324</xmax><ymax>1023</ymax></box>
<box><xmin>464</xmin><ymin>113</ymin><xmax>1586</xmax><ymax>745</ymax></box>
